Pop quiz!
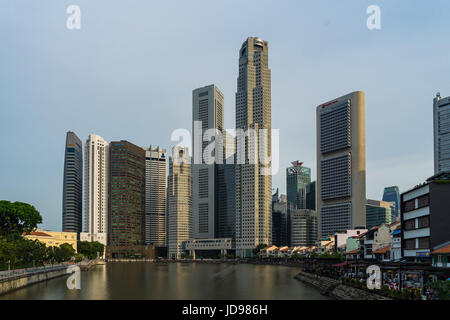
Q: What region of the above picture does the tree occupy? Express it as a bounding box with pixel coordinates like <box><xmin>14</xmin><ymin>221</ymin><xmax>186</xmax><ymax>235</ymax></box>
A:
<box><xmin>0</xmin><ymin>236</ymin><xmax>16</xmax><ymax>268</ymax></box>
<box><xmin>0</xmin><ymin>201</ymin><xmax>42</xmax><ymax>240</ymax></box>
<box><xmin>253</xmin><ymin>244</ymin><xmax>268</xmax><ymax>256</ymax></box>
<box><xmin>57</xmin><ymin>243</ymin><xmax>75</xmax><ymax>262</ymax></box>
<box><xmin>74</xmin><ymin>253</ymin><xmax>85</xmax><ymax>263</ymax></box>
<box><xmin>46</xmin><ymin>246</ymin><xmax>57</xmax><ymax>264</ymax></box>
<box><xmin>77</xmin><ymin>241</ymin><xmax>105</xmax><ymax>259</ymax></box>
<box><xmin>15</xmin><ymin>238</ymin><xmax>47</xmax><ymax>266</ymax></box>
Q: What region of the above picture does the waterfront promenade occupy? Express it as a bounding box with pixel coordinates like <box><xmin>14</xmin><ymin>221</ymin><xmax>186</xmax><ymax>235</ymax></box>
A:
<box><xmin>0</xmin><ymin>259</ymin><xmax>105</xmax><ymax>296</ymax></box>
<box><xmin>0</xmin><ymin>264</ymin><xmax>70</xmax><ymax>296</ymax></box>
<box><xmin>0</xmin><ymin>264</ymin><xmax>69</xmax><ymax>282</ymax></box>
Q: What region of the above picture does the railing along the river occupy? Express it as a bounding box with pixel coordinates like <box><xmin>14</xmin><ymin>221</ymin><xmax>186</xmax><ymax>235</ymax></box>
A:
<box><xmin>0</xmin><ymin>264</ymin><xmax>70</xmax><ymax>282</ymax></box>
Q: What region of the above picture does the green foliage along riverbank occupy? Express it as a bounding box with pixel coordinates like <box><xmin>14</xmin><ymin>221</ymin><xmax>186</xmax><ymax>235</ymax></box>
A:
<box><xmin>0</xmin><ymin>200</ymin><xmax>75</xmax><ymax>271</ymax></box>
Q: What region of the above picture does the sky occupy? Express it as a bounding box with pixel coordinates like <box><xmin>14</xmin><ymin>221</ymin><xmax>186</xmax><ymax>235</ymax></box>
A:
<box><xmin>1</xmin><ymin>0</ymin><xmax>449</xmax><ymax>231</ymax></box>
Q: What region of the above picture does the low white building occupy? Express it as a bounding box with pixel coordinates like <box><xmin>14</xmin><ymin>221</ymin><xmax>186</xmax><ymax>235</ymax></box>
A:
<box><xmin>80</xmin><ymin>232</ymin><xmax>107</xmax><ymax>246</ymax></box>
<box><xmin>334</xmin><ymin>228</ymin><xmax>367</xmax><ymax>252</ymax></box>
<box><xmin>184</xmin><ymin>238</ymin><xmax>232</xmax><ymax>259</ymax></box>
<box><xmin>390</xmin><ymin>226</ymin><xmax>402</xmax><ymax>261</ymax></box>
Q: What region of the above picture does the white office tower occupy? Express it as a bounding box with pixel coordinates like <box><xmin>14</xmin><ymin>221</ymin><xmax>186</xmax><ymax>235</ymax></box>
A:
<box><xmin>167</xmin><ymin>146</ymin><xmax>192</xmax><ymax>259</ymax></box>
<box><xmin>433</xmin><ymin>93</ymin><xmax>450</xmax><ymax>174</ymax></box>
<box><xmin>143</xmin><ymin>146</ymin><xmax>167</xmax><ymax>247</ymax></box>
<box><xmin>235</xmin><ymin>37</ymin><xmax>272</xmax><ymax>257</ymax></box>
<box><xmin>81</xmin><ymin>134</ymin><xmax>108</xmax><ymax>246</ymax></box>
<box><xmin>316</xmin><ymin>91</ymin><xmax>366</xmax><ymax>238</ymax></box>
<box><xmin>192</xmin><ymin>84</ymin><xmax>224</xmax><ymax>239</ymax></box>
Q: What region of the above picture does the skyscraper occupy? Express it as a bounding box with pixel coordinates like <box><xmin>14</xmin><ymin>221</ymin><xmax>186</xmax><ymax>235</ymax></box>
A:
<box><xmin>306</xmin><ymin>181</ymin><xmax>316</xmax><ymax>211</ymax></box>
<box><xmin>317</xmin><ymin>91</ymin><xmax>366</xmax><ymax>238</ymax></box>
<box><xmin>216</xmin><ymin>135</ymin><xmax>236</xmax><ymax>240</ymax></box>
<box><xmin>235</xmin><ymin>37</ymin><xmax>272</xmax><ymax>257</ymax></box>
<box><xmin>272</xmin><ymin>190</ymin><xmax>287</xmax><ymax>246</ymax></box>
<box><xmin>143</xmin><ymin>146</ymin><xmax>167</xmax><ymax>247</ymax></box>
<box><xmin>215</xmin><ymin>130</ymin><xmax>236</xmax><ymax>240</ymax></box>
<box><xmin>108</xmin><ymin>140</ymin><xmax>146</xmax><ymax>257</ymax></box>
<box><xmin>286</xmin><ymin>161</ymin><xmax>311</xmax><ymax>210</ymax></box>
<box><xmin>192</xmin><ymin>84</ymin><xmax>224</xmax><ymax>239</ymax></box>
<box><xmin>81</xmin><ymin>134</ymin><xmax>108</xmax><ymax>246</ymax></box>
<box><xmin>290</xmin><ymin>209</ymin><xmax>318</xmax><ymax>247</ymax></box>
<box><xmin>167</xmin><ymin>146</ymin><xmax>192</xmax><ymax>259</ymax></box>
<box><xmin>433</xmin><ymin>93</ymin><xmax>450</xmax><ymax>174</ymax></box>
<box><xmin>382</xmin><ymin>186</ymin><xmax>400</xmax><ymax>221</ymax></box>
<box><xmin>62</xmin><ymin>131</ymin><xmax>83</xmax><ymax>234</ymax></box>
<box><xmin>366</xmin><ymin>199</ymin><xmax>392</xmax><ymax>229</ymax></box>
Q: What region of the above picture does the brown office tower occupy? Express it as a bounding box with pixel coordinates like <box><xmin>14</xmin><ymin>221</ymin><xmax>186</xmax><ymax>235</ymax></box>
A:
<box><xmin>106</xmin><ymin>140</ymin><xmax>149</xmax><ymax>259</ymax></box>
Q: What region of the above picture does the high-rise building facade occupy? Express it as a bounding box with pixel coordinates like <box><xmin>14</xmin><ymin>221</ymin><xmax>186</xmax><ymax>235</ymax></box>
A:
<box><xmin>167</xmin><ymin>146</ymin><xmax>192</xmax><ymax>259</ymax></box>
<box><xmin>306</xmin><ymin>181</ymin><xmax>316</xmax><ymax>211</ymax></box>
<box><xmin>290</xmin><ymin>209</ymin><xmax>318</xmax><ymax>247</ymax></box>
<box><xmin>272</xmin><ymin>190</ymin><xmax>287</xmax><ymax>246</ymax></box>
<box><xmin>366</xmin><ymin>199</ymin><xmax>392</xmax><ymax>229</ymax></box>
<box><xmin>62</xmin><ymin>131</ymin><xmax>83</xmax><ymax>234</ymax></box>
<box><xmin>286</xmin><ymin>161</ymin><xmax>311</xmax><ymax>210</ymax></box>
<box><xmin>143</xmin><ymin>146</ymin><xmax>167</xmax><ymax>247</ymax></box>
<box><xmin>316</xmin><ymin>91</ymin><xmax>366</xmax><ymax>238</ymax></box>
<box><xmin>81</xmin><ymin>134</ymin><xmax>108</xmax><ymax>246</ymax></box>
<box><xmin>192</xmin><ymin>85</ymin><xmax>224</xmax><ymax>239</ymax></box>
<box><xmin>108</xmin><ymin>140</ymin><xmax>146</xmax><ymax>257</ymax></box>
<box><xmin>235</xmin><ymin>37</ymin><xmax>272</xmax><ymax>257</ymax></box>
<box><xmin>433</xmin><ymin>93</ymin><xmax>450</xmax><ymax>174</ymax></box>
<box><xmin>215</xmin><ymin>130</ymin><xmax>236</xmax><ymax>240</ymax></box>
<box><xmin>382</xmin><ymin>186</ymin><xmax>400</xmax><ymax>221</ymax></box>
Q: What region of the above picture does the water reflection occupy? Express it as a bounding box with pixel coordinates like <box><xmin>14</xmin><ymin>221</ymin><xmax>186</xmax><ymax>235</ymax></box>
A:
<box><xmin>0</xmin><ymin>262</ymin><xmax>329</xmax><ymax>300</ymax></box>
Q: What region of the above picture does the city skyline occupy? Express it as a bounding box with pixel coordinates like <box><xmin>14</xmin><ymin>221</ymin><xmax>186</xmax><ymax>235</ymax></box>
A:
<box><xmin>1</xmin><ymin>1</ymin><xmax>449</xmax><ymax>231</ymax></box>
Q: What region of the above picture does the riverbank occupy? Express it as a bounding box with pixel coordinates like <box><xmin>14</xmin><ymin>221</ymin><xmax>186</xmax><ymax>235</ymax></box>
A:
<box><xmin>0</xmin><ymin>266</ymin><xmax>68</xmax><ymax>296</ymax></box>
<box><xmin>294</xmin><ymin>271</ymin><xmax>391</xmax><ymax>300</ymax></box>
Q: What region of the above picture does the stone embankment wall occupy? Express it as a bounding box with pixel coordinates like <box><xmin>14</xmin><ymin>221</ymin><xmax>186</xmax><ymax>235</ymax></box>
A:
<box><xmin>0</xmin><ymin>268</ymin><xmax>68</xmax><ymax>296</ymax></box>
<box><xmin>294</xmin><ymin>271</ymin><xmax>391</xmax><ymax>300</ymax></box>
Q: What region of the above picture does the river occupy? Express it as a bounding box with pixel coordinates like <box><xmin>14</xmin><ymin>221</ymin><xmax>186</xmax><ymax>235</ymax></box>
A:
<box><xmin>0</xmin><ymin>262</ymin><xmax>329</xmax><ymax>300</ymax></box>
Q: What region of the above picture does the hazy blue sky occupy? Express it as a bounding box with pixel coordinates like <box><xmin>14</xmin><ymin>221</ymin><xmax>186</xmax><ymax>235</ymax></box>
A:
<box><xmin>1</xmin><ymin>0</ymin><xmax>449</xmax><ymax>231</ymax></box>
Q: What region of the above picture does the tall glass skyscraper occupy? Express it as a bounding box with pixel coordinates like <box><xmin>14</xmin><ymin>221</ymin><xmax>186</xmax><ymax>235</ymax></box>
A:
<box><xmin>382</xmin><ymin>186</ymin><xmax>400</xmax><ymax>221</ymax></box>
<box><xmin>215</xmin><ymin>131</ymin><xmax>236</xmax><ymax>240</ymax></box>
<box><xmin>306</xmin><ymin>181</ymin><xmax>316</xmax><ymax>211</ymax></box>
<box><xmin>62</xmin><ymin>131</ymin><xmax>83</xmax><ymax>233</ymax></box>
<box><xmin>286</xmin><ymin>161</ymin><xmax>311</xmax><ymax>210</ymax></box>
<box><xmin>366</xmin><ymin>199</ymin><xmax>392</xmax><ymax>229</ymax></box>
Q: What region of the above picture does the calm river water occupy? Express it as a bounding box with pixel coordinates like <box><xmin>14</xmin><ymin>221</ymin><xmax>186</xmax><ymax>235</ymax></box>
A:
<box><xmin>0</xmin><ymin>262</ymin><xmax>329</xmax><ymax>300</ymax></box>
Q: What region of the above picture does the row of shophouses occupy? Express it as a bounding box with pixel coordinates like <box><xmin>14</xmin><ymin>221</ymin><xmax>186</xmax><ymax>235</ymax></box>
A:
<box><xmin>260</xmin><ymin>172</ymin><xmax>450</xmax><ymax>269</ymax></box>
<box><xmin>260</xmin><ymin>220</ymin><xmax>449</xmax><ymax>269</ymax></box>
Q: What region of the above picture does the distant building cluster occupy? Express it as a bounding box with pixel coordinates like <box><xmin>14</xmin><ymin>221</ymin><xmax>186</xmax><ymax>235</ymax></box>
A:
<box><xmin>59</xmin><ymin>37</ymin><xmax>450</xmax><ymax>264</ymax></box>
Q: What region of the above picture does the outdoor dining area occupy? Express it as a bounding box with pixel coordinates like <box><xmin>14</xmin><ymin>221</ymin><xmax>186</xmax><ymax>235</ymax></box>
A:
<box><xmin>302</xmin><ymin>258</ymin><xmax>450</xmax><ymax>299</ymax></box>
